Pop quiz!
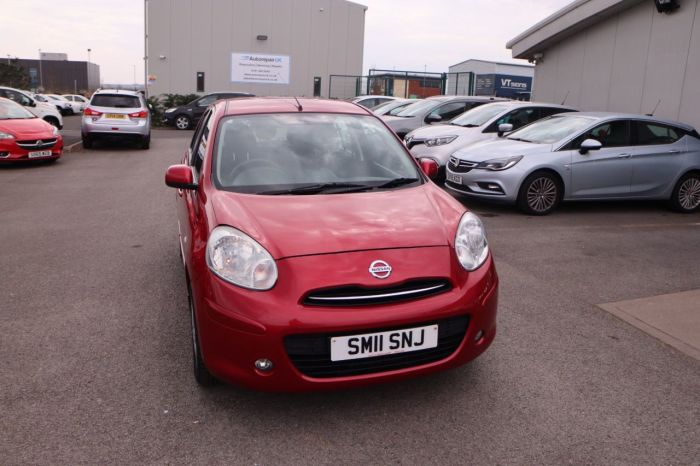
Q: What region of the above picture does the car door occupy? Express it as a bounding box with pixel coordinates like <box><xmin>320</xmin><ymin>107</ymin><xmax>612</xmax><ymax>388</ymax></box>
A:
<box><xmin>629</xmin><ymin>121</ymin><xmax>689</xmax><ymax>197</ymax></box>
<box><xmin>178</xmin><ymin>110</ymin><xmax>212</xmax><ymax>267</ymax></box>
<box><xmin>567</xmin><ymin>120</ymin><xmax>634</xmax><ymax>198</ymax></box>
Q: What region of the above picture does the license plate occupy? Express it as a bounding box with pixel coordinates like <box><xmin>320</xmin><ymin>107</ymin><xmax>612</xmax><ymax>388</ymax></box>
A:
<box><xmin>330</xmin><ymin>324</ymin><xmax>439</xmax><ymax>361</ymax></box>
<box><xmin>28</xmin><ymin>150</ymin><xmax>52</xmax><ymax>158</ymax></box>
<box><xmin>446</xmin><ymin>172</ymin><xmax>462</xmax><ymax>184</ymax></box>
<box><xmin>105</xmin><ymin>113</ymin><xmax>125</xmax><ymax>119</ymax></box>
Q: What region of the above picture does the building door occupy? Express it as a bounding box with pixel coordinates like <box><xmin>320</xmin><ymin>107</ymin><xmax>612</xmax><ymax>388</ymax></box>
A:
<box><xmin>313</xmin><ymin>77</ymin><xmax>321</xmax><ymax>97</ymax></box>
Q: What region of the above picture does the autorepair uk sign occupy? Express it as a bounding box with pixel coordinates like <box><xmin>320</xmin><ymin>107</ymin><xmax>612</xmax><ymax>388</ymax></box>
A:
<box><xmin>231</xmin><ymin>53</ymin><xmax>290</xmax><ymax>84</ymax></box>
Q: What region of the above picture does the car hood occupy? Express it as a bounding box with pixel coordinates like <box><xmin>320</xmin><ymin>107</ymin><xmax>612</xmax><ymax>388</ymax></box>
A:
<box><xmin>451</xmin><ymin>138</ymin><xmax>553</xmax><ymax>162</ymax></box>
<box><xmin>0</xmin><ymin>118</ymin><xmax>54</xmax><ymax>137</ymax></box>
<box><xmin>210</xmin><ymin>185</ymin><xmax>463</xmax><ymax>259</ymax></box>
<box><xmin>382</xmin><ymin>115</ymin><xmax>417</xmax><ymax>129</ymax></box>
<box><xmin>408</xmin><ymin>124</ymin><xmax>481</xmax><ymax>140</ymax></box>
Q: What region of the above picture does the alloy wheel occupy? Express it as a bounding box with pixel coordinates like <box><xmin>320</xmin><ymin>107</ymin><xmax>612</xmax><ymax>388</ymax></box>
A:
<box><xmin>678</xmin><ymin>177</ymin><xmax>700</xmax><ymax>210</ymax></box>
<box><xmin>175</xmin><ymin>116</ymin><xmax>189</xmax><ymax>130</ymax></box>
<box><xmin>527</xmin><ymin>177</ymin><xmax>558</xmax><ymax>213</ymax></box>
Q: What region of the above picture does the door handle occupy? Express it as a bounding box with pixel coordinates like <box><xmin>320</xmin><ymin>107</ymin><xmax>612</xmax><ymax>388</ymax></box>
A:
<box><xmin>667</xmin><ymin>149</ymin><xmax>681</xmax><ymax>154</ymax></box>
<box><xmin>617</xmin><ymin>153</ymin><xmax>631</xmax><ymax>159</ymax></box>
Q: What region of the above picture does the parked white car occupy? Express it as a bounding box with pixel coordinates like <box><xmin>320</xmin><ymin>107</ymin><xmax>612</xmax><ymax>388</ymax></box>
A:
<box><xmin>0</xmin><ymin>86</ymin><xmax>63</xmax><ymax>128</ymax></box>
<box><xmin>34</xmin><ymin>94</ymin><xmax>74</xmax><ymax>116</ymax></box>
<box><xmin>47</xmin><ymin>94</ymin><xmax>81</xmax><ymax>114</ymax></box>
<box><xmin>62</xmin><ymin>94</ymin><xmax>88</xmax><ymax>112</ymax></box>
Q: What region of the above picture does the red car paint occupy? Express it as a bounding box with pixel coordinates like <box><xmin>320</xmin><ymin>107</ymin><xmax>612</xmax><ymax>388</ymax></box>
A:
<box><xmin>0</xmin><ymin>99</ymin><xmax>63</xmax><ymax>163</ymax></box>
<box><xmin>168</xmin><ymin>98</ymin><xmax>498</xmax><ymax>392</ymax></box>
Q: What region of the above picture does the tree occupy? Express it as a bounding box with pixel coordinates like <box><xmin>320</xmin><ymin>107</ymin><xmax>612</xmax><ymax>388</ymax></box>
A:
<box><xmin>0</xmin><ymin>60</ymin><xmax>29</xmax><ymax>89</ymax></box>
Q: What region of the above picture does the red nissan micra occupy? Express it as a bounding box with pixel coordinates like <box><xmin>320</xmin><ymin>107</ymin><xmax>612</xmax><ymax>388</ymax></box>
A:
<box><xmin>0</xmin><ymin>97</ymin><xmax>63</xmax><ymax>163</ymax></box>
<box><xmin>165</xmin><ymin>98</ymin><xmax>498</xmax><ymax>392</ymax></box>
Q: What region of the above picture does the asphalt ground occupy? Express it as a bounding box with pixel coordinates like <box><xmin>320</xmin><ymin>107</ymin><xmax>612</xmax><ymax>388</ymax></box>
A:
<box><xmin>1</xmin><ymin>134</ymin><xmax>699</xmax><ymax>464</ymax></box>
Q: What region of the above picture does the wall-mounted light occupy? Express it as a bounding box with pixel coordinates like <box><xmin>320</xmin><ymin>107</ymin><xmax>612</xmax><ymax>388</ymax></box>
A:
<box><xmin>159</xmin><ymin>54</ymin><xmax>167</xmax><ymax>60</ymax></box>
<box><xmin>655</xmin><ymin>0</ymin><xmax>680</xmax><ymax>13</ymax></box>
<box><xmin>256</xmin><ymin>35</ymin><xmax>268</xmax><ymax>41</ymax></box>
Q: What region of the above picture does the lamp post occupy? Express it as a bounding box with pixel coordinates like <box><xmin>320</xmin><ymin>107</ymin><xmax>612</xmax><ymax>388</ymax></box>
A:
<box><xmin>38</xmin><ymin>48</ymin><xmax>43</xmax><ymax>90</ymax></box>
<box><xmin>6</xmin><ymin>54</ymin><xmax>10</xmax><ymax>65</ymax></box>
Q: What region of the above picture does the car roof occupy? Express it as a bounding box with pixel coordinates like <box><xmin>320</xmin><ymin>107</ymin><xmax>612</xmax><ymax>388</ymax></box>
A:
<box><xmin>221</xmin><ymin>97</ymin><xmax>372</xmax><ymax>117</ymax></box>
<box><xmin>93</xmin><ymin>89</ymin><xmax>141</xmax><ymax>96</ymax></box>
<box><xmin>426</xmin><ymin>95</ymin><xmax>510</xmax><ymax>102</ymax></box>
<box><xmin>558</xmin><ymin>111</ymin><xmax>695</xmax><ymax>131</ymax></box>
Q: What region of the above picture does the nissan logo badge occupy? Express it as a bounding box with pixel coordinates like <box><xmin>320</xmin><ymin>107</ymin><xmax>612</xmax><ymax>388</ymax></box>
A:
<box><xmin>369</xmin><ymin>260</ymin><xmax>392</xmax><ymax>279</ymax></box>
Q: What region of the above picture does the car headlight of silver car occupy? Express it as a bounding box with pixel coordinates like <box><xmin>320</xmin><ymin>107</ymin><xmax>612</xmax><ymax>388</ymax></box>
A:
<box><xmin>425</xmin><ymin>135</ymin><xmax>458</xmax><ymax>147</ymax></box>
<box><xmin>206</xmin><ymin>226</ymin><xmax>278</xmax><ymax>290</ymax></box>
<box><xmin>455</xmin><ymin>212</ymin><xmax>489</xmax><ymax>271</ymax></box>
<box><xmin>476</xmin><ymin>155</ymin><xmax>523</xmax><ymax>171</ymax></box>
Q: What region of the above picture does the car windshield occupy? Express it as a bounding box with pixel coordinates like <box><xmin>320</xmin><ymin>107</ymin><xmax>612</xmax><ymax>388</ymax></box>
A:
<box><xmin>0</xmin><ymin>99</ymin><xmax>35</xmax><ymax>119</ymax></box>
<box><xmin>450</xmin><ymin>103</ymin><xmax>510</xmax><ymax>127</ymax></box>
<box><xmin>371</xmin><ymin>101</ymin><xmax>395</xmax><ymax>114</ymax></box>
<box><xmin>90</xmin><ymin>94</ymin><xmax>141</xmax><ymax>108</ymax></box>
<box><xmin>507</xmin><ymin>115</ymin><xmax>595</xmax><ymax>144</ymax></box>
<box><xmin>214</xmin><ymin>113</ymin><xmax>422</xmax><ymax>195</ymax></box>
<box><xmin>395</xmin><ymin>99</ymin><xmax>442</xmax><ymax>117</ymax></box>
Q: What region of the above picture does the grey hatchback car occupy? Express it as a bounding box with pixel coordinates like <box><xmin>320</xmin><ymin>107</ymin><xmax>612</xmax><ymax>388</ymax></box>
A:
<box><xmin>445</xmin><ymin>112</ymin><xmax>700</xmax><ymax>215</ymax></box>
<box><xmin>81</xmin><ymin>89</ymin><xmax>151</xmax><ymax>149</ymax></box>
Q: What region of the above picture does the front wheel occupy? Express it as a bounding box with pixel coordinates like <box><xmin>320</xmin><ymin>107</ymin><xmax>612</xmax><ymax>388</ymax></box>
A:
<box><xmin>670</xmin><ymin>172</ymin><xmax>700</xmax><ymax>213</ymax></box>
<box><xmin>174</xmin><ymin>115</ymin><xmax>191</xmax><ymax>130</ymax></box>
<box><xmin>517</xmin><ymin>171</ymin><xmax>562</xmax><ymax>215</ymax></box>
<box><xmin>188</xmin><ymin>283</ymin><xmax>217</xmax><ymax>387</ymax></box>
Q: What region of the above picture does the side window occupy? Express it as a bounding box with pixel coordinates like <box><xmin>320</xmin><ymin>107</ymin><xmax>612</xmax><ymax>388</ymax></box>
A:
<box><xmin>191</xmin><ymin>112</ymin><xmax>214</xmax><ymax>175</ymax></box>
<box><xmin>570</xmin><ymin>120</ymin><xmax>631</xmax><ymax>149</ymax></box>
<box><xmin>189</xmin><ymin>111</ymin><xmax>211</xmax><ymax>163</ymax></box>
<box><xmin>5</xmin><ymin>90</ymin><xmax>31</xmax><ymax>106</ymax></box>
<box><xmin>430</xmin><ymin>102</ymin><xmax>467</xmax><ymax>121</ymax></box>
<box><xmin>633</xmin><ymin>121</ymin><xmax>681</xmax><ymax>145</ymax></box>
<box><xmin>197</xmin><ymin>95</ymin><xmax>216</xmax><ymax>107</ymax></box>
<box><xmin>496</xmin><ymin>108</ymin><xmax>539</xmax><ymax>130</ymax></box>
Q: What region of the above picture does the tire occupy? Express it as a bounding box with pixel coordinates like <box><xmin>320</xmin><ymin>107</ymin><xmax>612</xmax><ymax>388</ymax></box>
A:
<box><xmin>44</xmin><ymin>116</ymin><xmax>60</xmax><ymax>128</ymax></box>
<box><xmin>669</xmin><ymin>172</ymin><xmax>700</xmax><ymax>213</ymax></box>
<box><xmin>188</xmin><ymin>283</ymin><xmax>217</xmax><ymax>387</ymax></box>
<box><xmin>517</xmin><ymin>171</ymin><xmax>562</xmax><ymax>215</ymax></box>
<box><xmin>174</xmin><ymin>115</ymin><xmax>191</xmax><ymax>130</ymax></box>
<box><xmin>82</xmin><ymin>134</ymin><xmax>93</xmax><ymax>149</ymax></box>
<box><xmin>140</xmin><ymin>134</ymin><xmax>151</xmax><ymax>150</ymax></box>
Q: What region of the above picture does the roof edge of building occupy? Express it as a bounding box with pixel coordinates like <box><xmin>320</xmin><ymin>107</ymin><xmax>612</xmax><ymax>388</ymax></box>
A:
<box><xmin>448</xmin><ymin>58</ymin><xmax>534</xmax><ymax>70</ymax></box>
<box><xmin>506</xmin><ymin>0</ymin><xmax>644</xmax><ymax>59</ymax></box>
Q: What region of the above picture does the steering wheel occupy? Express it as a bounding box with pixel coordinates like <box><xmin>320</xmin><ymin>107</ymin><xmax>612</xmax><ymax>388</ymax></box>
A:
<box><xmin>227</xmin><ymin>159</ymin><xmax>286</xmax><ymax>184</ymax></box>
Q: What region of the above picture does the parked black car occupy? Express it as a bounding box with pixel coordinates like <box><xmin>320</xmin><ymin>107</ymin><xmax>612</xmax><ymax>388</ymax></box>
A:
<box><xmin>162</xmin><ymin>92</ymin><xmax>254</xmax><ymax>130</ymax></box>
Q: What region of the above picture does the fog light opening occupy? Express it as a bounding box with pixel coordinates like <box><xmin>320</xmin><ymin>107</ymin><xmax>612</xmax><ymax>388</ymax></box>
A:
<box><xmin>254</xmin><ymin>359</ymin><xmax>274</xmax><ymax>372</ymax></box>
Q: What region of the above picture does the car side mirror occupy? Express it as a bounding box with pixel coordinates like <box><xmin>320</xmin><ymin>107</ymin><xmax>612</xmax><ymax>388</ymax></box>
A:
<box><xmin>579</xmin><ymin>138</ymin><xmax>602</xmax><ymax>154</ymax></box>
<box><xmin>497</xmin><ymin>123</ymin><xmax>513</xmax><ymax>137</ymax></box>
<box><xmin>425</xmin><ymin>113</ymin><xmax>442</xmax><ymax>124</ymax></box>
<box><xmin>165</xmin><ymin>164</ymin><xmax>197</xmax><ymax>189</ymax></box>
<box><xmin>419</xmin><ymin>158</ymin><xmax>439</xmax><ymax>180</ymax></box>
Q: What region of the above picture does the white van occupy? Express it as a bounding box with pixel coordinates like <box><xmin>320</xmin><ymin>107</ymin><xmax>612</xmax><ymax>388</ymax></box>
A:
<box><xmin>0</xmin><ymin>86</ymin><xmax>64</xmax><ymax>129</ymax></box>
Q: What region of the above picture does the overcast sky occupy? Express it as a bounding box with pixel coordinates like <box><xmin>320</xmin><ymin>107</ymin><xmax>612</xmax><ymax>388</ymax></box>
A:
<box><xmin>2</xmin><ymin>0</ymin><xmax>573</xmax><ymax>84</ymax></box>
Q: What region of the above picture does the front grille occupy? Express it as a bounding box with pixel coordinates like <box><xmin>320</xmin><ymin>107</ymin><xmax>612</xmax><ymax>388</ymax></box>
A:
<box><xmin>448</xmin><ymin>156</ymin><xmax>478</xmax><ymax>173</ymax></box>
<box><xmin>16</xmin><ymin>138</ymin><xmax>57</xmax><ymax>150</ymax></box>
<box><xmin>284</xmin><ymin>315</ymin><xmax>469</xmax><ymax>378</ymax></box>
<box><xmin>303</xmin><ymin>279</ymin><xmax>451</xmax><ymax>307</ymax></box>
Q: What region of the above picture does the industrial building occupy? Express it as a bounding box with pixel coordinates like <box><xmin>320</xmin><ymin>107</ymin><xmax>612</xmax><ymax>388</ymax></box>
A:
<box><xmin>145</xmin><ymin>0</ymin><xmax>366</xmax><ymax>98</ymax></box>
<box><xmin>446</xmin><ymin>59</ymin><xmax>534</xmax><ymax>99</ymax></box>
<box><xmin>11</xmin><ymin>55</ymin><xmax>100</xmax><ymax>94</ymax></box>
<box><xmin>507</xmin><ymin>0</ymin><xmax>700</xmax><ymax>127</ymax></box>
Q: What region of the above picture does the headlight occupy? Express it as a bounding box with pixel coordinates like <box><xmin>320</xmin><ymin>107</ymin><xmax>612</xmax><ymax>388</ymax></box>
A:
<box><xmin>0</xmin><ymin>131</ymin><xmax>14</xmax><ymax>139</ymax></box>
<box><xmin>165</xmin><ymin>108</ymin><xmax>177</xmax><ymax>113</ymax></box>
<box><xmin>476</xmin><ymin>155</ymin><xmax>523</xmax><ymax>171</ymax></box>
<box><xmin>425</xmin><ymin>135</ymin><xmax>458</xmax><ymax>147</ymax></box>
<box><xmin>51</xmin><ymin>126</ymin><xmax>59</xmax><ymax>136</ymax></box>
<box><xmin>206</xmin><ymin>226</ymin><xmax>277</xmax><ymax>290</ymax></box>
<box><xmin>455</xmin><ymin>212</ymin><xmax>489</xmax><ymax>271</ymax></box>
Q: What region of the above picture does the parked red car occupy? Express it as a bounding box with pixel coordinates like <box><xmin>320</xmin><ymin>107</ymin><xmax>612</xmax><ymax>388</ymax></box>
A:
<box><xmin>165</xmin><ymin>98</ymin><xmax>498</xmax><ymax>392</ymax></box>
<box><xmin>0</xmin><ymin>97</ymin><xmax>63</xmax><ymax>163</ymax></box>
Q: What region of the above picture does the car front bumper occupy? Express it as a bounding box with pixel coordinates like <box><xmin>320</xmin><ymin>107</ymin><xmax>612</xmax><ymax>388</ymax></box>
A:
<box><xmin>190</xmin><ymin>246</ymin><xmax>498</xmax><ymax>392</ymax></box>
<box><xmin>444</xmin><ymin>166</ymin><xmax>524</xmax><ymax>203</ymax></box>
<box><xmin>0</xmin><ymin>137</ymin><xmax>63</xmax><ymax>162</ymax></box>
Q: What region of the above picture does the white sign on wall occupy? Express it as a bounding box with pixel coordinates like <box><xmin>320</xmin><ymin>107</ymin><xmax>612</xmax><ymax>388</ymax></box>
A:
<box><xmin>231</xmin><ymin>52</ymin><xmax>290</xmax><ymax>84</ymax></box>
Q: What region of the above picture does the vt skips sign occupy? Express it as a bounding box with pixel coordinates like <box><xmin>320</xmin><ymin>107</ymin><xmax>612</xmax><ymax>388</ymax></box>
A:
<box><xmin>231</xmin><ymin>53</ymin><xmax>290</xmax><ymax>84</ymax></box>
<box><xmin>475</xmin><ymin>73</ymin><xmax>533</xmax><ymax>98</ymax></box>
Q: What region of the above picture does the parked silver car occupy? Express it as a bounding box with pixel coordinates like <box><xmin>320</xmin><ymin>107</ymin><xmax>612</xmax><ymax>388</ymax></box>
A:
<box><xmin>371</xmin><ymin>98</ymin><xmax>418</xmax><ymax>116</ymax></box>
<box><xmin>382</xmin><ymin>96</ymin><xmax>508</xmax><ymax>139</ymax></box>
<box><xmin>81</xmin><ymin>89</ymin><xmax>151</xmax><ymax>149</ymax></box>
<box><xmin>350</xmin><ymin>95</ymin><xmax>399</xmax><ymax>109</ymax></box>
<box><xmin>406</xmin><ymin>101</ymin><xmax>577</xmax><ymax>182</ymax></box>
<box><xmin>445</xmin><ymin>112</ymin><xmax>700</xmax><ymax>214</ymax></box>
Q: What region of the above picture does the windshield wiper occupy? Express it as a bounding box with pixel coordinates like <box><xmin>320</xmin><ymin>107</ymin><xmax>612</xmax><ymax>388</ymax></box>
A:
<box><xmin>455</xmin><ymin>123</ymin><xmax>478</xmax><ymax>127</ymax></box>
<box><xmin>507</xmin><ymin>137</ymin><xmax>533</xmax><ymax>143</ymax></box>
<box><xmin>258</xmin><ymin>182</ymin><xmax>368</xmax><ymax>195</ymax></box>
<box><xmin>371</xmin><ymin>177</ymin><xmax>420</xmax><ymax>189</ymax></box>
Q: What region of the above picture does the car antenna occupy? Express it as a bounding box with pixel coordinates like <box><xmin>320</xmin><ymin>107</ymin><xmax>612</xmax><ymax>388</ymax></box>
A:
<box><xmin>560</xmin><ymin>90</ymin><xmax>569</xmax><ymax>106</ymax></box>
<box><xmin>647</xmin><ymin>99</ymin><xmax>661</xmax><ymax>116</ymax></box>
<box><xmin>293</xmin><ymin>96</ymin><xmax>303</xmax><ymax>112</ymax></box>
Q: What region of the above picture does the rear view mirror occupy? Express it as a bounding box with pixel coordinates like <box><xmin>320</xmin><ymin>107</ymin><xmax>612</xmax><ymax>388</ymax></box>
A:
<box><xmin>419</xmin><ymin>158</ymin><xmax>439</xmax><ymax>180</ymax></box>
<box><xmin>165</xmin><ymin>164</ymin><xmax>197</xmax><ymax>189</ymax></box>
<box><xmin>497</xmin><ymin>123</ymin><xmax>513</xmax><ymax>137</ymax></box>
<box><xmin>579</xmin><ymin>138</ymin><xmax>602</xmax><ymax>154</ymax></box>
